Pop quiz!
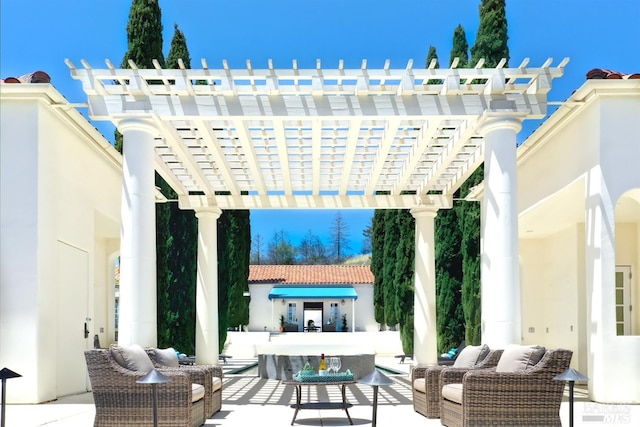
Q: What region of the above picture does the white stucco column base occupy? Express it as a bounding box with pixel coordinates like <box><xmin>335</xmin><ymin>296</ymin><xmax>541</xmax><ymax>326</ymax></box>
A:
<box><xmin>117</xmin><ymin>118</ymin><xmax>158</xmax><ymax>347</ymax></box>
<box><xmin>195</xmin><ymin>207</ymin><xmax>222</xmax><ymax>365</ymax></box>
<box><xmin>411</xmin><ymin>205</ymin><xmax>438</xmax><ymax>364</ymax></box>
<box><xmin>478</xmin><ymin>114</ymin><xmax>523</xmax><ymax>349</ymax></box>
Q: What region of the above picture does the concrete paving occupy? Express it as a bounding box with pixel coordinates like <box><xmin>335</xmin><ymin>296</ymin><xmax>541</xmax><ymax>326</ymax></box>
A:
<box><xmin>4</xmin><ymin>357</ymin><xmax>639</xmax><ymax>426</ymax></box>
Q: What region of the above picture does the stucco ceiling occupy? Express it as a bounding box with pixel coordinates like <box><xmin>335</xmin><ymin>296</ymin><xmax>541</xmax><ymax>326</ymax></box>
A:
<box><xmin>519</xmin><ymin>180</ymin><xmax>640</xmax><ymax>239</ymax></box>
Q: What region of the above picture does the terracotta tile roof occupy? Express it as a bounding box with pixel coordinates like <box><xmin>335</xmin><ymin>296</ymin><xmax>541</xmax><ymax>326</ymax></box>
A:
<box><xmin>1</xmin><ymin>71</ymin><xmax>51</xmax><ymax>83</ymax></box>
<box><xmin>249</xmin><ymin>265</ymin><xmax>374</xmax><ymax>284</ymax></box>
<box><xmin>586</xmin><ymin>68</ymin><xmax>640</xmax><ymax>80</ymax></box>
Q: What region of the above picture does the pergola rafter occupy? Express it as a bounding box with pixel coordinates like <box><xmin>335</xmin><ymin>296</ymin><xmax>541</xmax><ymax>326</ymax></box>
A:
<box><xmin>67</xmin><ymin>57</ymin><xmax>567</xmax><ymax>209</ymax></box>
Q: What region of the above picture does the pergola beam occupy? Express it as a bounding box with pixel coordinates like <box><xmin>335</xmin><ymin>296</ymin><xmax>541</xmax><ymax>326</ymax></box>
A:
<box><xmin>179</xmin><ymin>193</ymin><xmax>453</xmax><ymax>210</ymax></box>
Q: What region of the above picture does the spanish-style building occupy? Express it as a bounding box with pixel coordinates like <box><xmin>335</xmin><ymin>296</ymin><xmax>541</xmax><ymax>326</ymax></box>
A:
<box><xmin>247</xmin><ymin>264</ymin><xmax>376</xmax><ymax>333</ymax></box>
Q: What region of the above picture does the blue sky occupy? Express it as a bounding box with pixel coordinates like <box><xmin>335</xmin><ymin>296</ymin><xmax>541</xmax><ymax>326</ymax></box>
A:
<box><xmin>2</xmin><ymin>0</ymin><xmax>638</xmax><ymax>254</ymax></box>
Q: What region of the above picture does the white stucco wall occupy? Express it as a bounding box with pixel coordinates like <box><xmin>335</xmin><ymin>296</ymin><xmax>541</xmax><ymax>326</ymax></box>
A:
<box><xmin>520</xmin><ymin>226</ymin><xmax>584</xmax><ymax>372</ymax></box>
<box><xmin>0</xmin><ymin>85</ymin><xmax>121</xmax><ymax>403</ymax></box>
<box><xmin>516</xmin><ymin>82</ymin><xmax>640</xmax><ymax>403</ymax></box>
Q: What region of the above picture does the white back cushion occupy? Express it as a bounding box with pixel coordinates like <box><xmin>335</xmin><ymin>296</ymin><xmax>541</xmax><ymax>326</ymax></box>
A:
<box><xmin>496</xmin><ymin>344</ymin><xmax>546</xmax><ymax>373</ymax></box>
<box><xmin>110</xmin><ymin>344</ymin><xmax>154</xmax><ymax>373</ymax></box>
<box><xmin>149</xmin><ymin>347</ymin><xmax>180</xmax><ymax>368</ymax></box>
<box><xmin>453</xmin><ymin>344</ymin><xmax>490</xmax><ymax>368</ymax></box>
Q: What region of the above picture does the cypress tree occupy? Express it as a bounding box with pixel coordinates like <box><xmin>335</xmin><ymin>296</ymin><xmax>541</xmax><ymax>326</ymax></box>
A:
<box><xmin>394</xmin><ymin>209</ymin><xmax>415</xmax><ymax>354</ymax></box>
<box><xmin>371</xmin><ymin>210</ymin><xmax>386</xmax><ymax>326</ymax></box>
<box><xmin>166</xmin><ymin>23</ymin><xmax>190</xmax><ymax>69</ymax></box>
<box><xmin>226</xmin><ymin>210</ymin><xmax>251</xmax><ymax>329</ymax></box>
<box><xmin>115</xmin><ymin>0</ymin><xmax>165</xmax><ymax>153</ymax></box>
<box><xmin>217</xmin><ymin>207</ymin><xmax>251</xmax><ymax>352</ymax></box>
<box><xmin>470</xmin><ymin>0</ymin><xmax>509</xmax><ymax>68</ymax></box>
<box><xmin>435</xmin><ymin>205</ymin><xmax>464</xmax><ymax>353</ymax></box>
<box><xmin>450</xmin><ymin>25</ymin><xmax>469</xmax><ymax>68</ymax></box>
<box><xmin>382</xmin><ymin>210</ymin><xmax>399</xmax><ymax>327</ymax></box>
<box><xmin>154</xmin><ymin>24</ymin><xmax>199</xmax><ymax>354</ymax></box>
<box><xmin>459</xmin><ymin>0</ymin><xmax>510</xmax><ymax>345</ymax></box>
<box><xmin>432</xmin><ymin>24</ymin><xmax>469</xmax><ymax>354</ymax></box>
<box><xmin>425</xmin><ymin>45</ymin><xmax>443</xmax><ymax>85</ymax></box>
<box><xmin>116</xmin><ymin>0</ymin><xmax>180</xmax><ymax>351</ymax></box>
<box><xmin>425</xmin><ymin>45</ymin><xmax>439</xmax><ymax>68</ymax></box>
<box><xmin>217</xmin><ymin>211</ymin><xmax>231</xmax><ymax>352</ymax></box>
<box><xmin>121</xmin><ymin>0</ymin><xmax>165</xmax><ymax>69</ymax></box>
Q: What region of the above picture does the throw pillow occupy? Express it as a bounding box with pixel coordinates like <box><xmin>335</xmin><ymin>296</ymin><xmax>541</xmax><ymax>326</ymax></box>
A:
<box><xmin>496</xmin><ymin>344</ymin><xmax>546</xmax><ymax>373</ymax></box>
<box><xmin>149</xmin><ymin>347</ymin><xmax>180</xmax><ymax>368</ymax></box>
<box><xmin>453</xmin><ymin>344</ymin><xmax>489</xmax><ymax>368</ymax></box>
<box><xmin>110</xmin><ymin>344</ymin><xmax>155</xmax><ymax>372</ymax></box>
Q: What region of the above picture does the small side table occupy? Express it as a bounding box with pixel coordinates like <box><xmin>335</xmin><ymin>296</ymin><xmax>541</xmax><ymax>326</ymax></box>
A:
<box><xmin>282</xmin><ymin>378</ymin><xmax>355</xmax><ymax>425</ymax></box>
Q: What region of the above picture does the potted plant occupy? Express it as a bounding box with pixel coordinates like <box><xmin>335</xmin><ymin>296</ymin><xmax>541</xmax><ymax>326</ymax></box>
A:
<box><xmin>279</xmin><ymin>314</ymin><xmax>285</xmax><ymax>332</ymax></box>
<box><xmin>341</xmin><ymin>314</ymin><xmax>347</xmax><ymax>332</ymax></box>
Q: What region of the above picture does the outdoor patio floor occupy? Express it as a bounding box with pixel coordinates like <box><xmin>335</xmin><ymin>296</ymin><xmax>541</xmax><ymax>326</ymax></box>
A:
<box><xmin>4</xmin><ymin>357</ymin><xmax>638</xmax><ymax>426</ymax></box>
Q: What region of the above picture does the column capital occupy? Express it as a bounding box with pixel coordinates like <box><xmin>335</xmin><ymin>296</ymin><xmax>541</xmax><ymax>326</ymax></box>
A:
<box><xmin>410</xmin><ymin>204</ymin><xmax>438</xmax><ymax>219</ymax></box>
<box><xmin>195</xmin><ymin>206</ymin><xmax>223</xmax><ymax>220</ymax></box>
<box><xmin>117</xmin><ymin>117</ymin><xmax>159</xmax><ymax>136</ymax></box>
<box><xmin>475</xmin><ymin>111</ymin><xmax>525</xmax><ymax>136</ymax></box>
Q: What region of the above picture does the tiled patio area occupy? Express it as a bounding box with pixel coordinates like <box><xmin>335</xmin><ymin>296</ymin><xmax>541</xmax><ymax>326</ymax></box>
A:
<box><xmin>5</xmin><ymin>357</ymin><xmax>639</xmax><ymax>427</ymax></box>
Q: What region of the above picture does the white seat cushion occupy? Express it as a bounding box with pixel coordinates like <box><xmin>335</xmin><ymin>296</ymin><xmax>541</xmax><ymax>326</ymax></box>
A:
<box><xmin>413</xmin><ymin>378</ymin><xmax>425</xmax><ymax>392</ymax></box>
<box><xmin>212</xmin><ymin>377</ymin><xmax>222</xmax><ymax>392</ymax></box>
<box><xmin>192</xmin><ymin>383</ymin><xmax>205</xmax><ymax>403</ymax></box>
<box><xmin>441</xmin><ymin>383</ymin><xmax>463</xmax><ymax>404</ymax></box>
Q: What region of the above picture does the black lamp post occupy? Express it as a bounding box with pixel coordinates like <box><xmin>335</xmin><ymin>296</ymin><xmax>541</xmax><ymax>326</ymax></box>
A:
<box><xmin>0</xmin><ymin>368</ymin><xmax>22</xmax><ymax>427</ymax></box>
<box><xmin>553</xmin><ymin>368</ymin><xmax>589</xmax><ymax>427</ymax></box>
<box><xmin>358</xmin><ymin>369</ymin><xmax>394</xmax><ymax>427</ymax></box>
<box><xmin>136</xmin><ymin>369</ymin><xmax>171</xmax><ymax>427</ymax></box>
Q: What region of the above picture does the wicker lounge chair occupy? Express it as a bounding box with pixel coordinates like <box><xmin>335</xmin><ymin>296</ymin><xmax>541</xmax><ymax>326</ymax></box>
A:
<box><xmin>440</xmin><ymin>347</ymin><xmax>573</xmax><ymax>427</ymax></box>
<box><xmin>146</xmin><ymin>347</ymin><xmax>223</xmax><ymax>417</ymax></box>
<box><xmin>85</xmin><ymin>348</ymin><xmax>206</xmax><ymax>427</ymax></box>
<box><xmin>412</xmin><ymin>347</ymin><xmax>503</xmax><ymax>418</ymax></box>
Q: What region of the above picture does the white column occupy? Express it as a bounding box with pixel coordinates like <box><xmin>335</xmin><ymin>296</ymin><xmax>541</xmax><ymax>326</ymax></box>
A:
<box><xmin>195</xmin><ymin>207</ymin><xmax>222</xmax><ymax>364</ymax></box>
<box><xmin>478</xmin><ymin>115</ymin><xmax>522</xmax><ymax>348</ymax></box>
<box><xmin>117</xmin><ymin>118</ymin><xmax>158</xmax><ymax>347</ymax></box>
<box><xmin>411</xmin><ymin>205</ymin><xmax>438</xmax><ymax>364</ymax></box>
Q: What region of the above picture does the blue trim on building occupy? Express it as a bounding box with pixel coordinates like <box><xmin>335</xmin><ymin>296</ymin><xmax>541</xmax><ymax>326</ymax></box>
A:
<box><xmin>268</xmin><ymin>285</ymin><xmax>358</xmax><ymax>300</ymax></box>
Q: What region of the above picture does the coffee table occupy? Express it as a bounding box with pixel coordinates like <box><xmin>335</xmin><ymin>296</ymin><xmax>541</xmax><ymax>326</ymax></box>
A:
<box><xmin>281</xmin><ymin>378</ymin><xmax>355</xmax><ymax>425</ymax></box>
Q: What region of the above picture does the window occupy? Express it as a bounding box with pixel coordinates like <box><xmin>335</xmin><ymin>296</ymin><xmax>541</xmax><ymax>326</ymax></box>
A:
<box><xmin>616</xmin><ymin>266</ymin><xmax>632</xmax><ymax>335</ymax></box>
<box><xmin>287</xmin><ymin>303</ymin><xmax>297</xmax><ymax>324</ymax></box>
<box><xmin>330</xmin><ymin>302</ymin><xmax>339</xmax><ymax>323</ymax></box>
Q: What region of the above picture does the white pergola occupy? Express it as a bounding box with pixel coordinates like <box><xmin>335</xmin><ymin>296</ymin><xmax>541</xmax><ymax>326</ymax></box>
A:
<box><xmin>68</xmin><ymin>57</ymin><xmax>567</xmax><ymax>364</ymax></box>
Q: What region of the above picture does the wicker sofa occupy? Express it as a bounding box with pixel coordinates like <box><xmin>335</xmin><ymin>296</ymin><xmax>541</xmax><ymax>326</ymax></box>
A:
<box><xmin>440</xmin><ymin>347</ymin><xmax>573</xmax><ymax>427</ymax></box>
<box><xmin>411</xmin><ymin>346</ymin><xmax>503</xmax><ymax>418</ymax></box>
<box><xmin>85</xmin><ymin>348</ymin><xmax>206</xmax><ymax>427</ymax></box>
<box><xmin>146</xmin><ymin>347</ymin><xmax>223</xmax><ymax>417</ymax></box>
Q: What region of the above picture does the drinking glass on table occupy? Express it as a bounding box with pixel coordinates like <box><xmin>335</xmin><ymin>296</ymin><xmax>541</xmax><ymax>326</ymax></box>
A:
<box><xmin>332</xmin><ymin>357</ymin><xmax>341</xmax><ymax>374</ymax></box>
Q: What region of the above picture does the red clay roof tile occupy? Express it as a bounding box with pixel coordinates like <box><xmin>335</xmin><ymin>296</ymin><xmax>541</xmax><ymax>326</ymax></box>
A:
<box><xmin>586</xmin><ymin>68</ymin><xmax>640</xmax><ymax>79</ymax></box>
<box><xmin>1</xmin><ymin>71</ymin><xmax>51</xmax><ymax>83</ymax></box>
<box><xmin>249</xmin><ymin>265</ymin><xmax>374</xmax><ymax>284</ymax></box>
